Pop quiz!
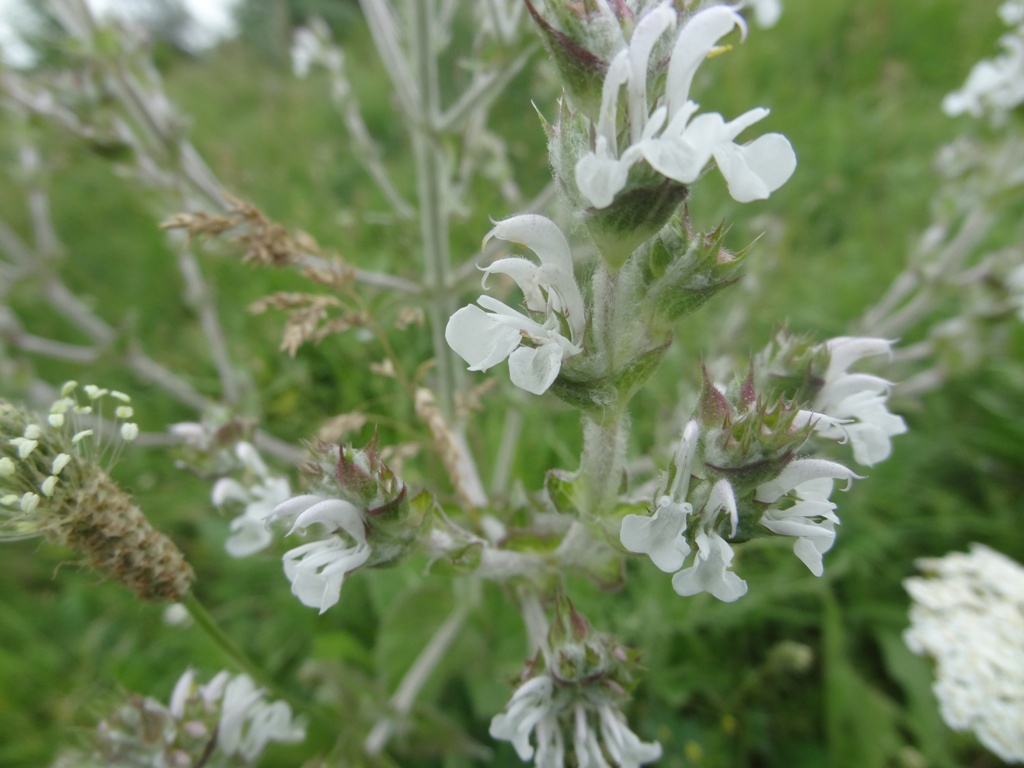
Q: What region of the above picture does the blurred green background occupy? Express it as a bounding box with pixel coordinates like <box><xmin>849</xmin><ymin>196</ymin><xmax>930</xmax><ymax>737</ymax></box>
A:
<box><xmin>1</xmin><ymin>0</ymin><xmax>1022</xmax><ymax>766</ymax></box>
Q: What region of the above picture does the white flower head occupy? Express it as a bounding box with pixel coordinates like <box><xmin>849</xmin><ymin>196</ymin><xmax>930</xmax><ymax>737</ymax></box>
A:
<box><xmin>212</xmin><ymin>442</ymin><xmax>292</xmax><ymax>558</ymax></box>
<box><xmin>575</xmin><ymin>4</ymin><xmax>796</xmax><ymax>209</ymax></box>
<box><xmin>271</xmin><ymin>494</ymin><xmax>371</xmax><ymax>613</ymax></box>
<box><xmin>809</xmin><ymin>337</ymin><xmax>907</xmax><ymax>466</ymax></box>
<box><xmin>904</xmin><ymin>544</ymin><xmax>1024</xmax><ymax>763</ymax></box>
<box><xmin>446</xmin><ymin>215</ymin><xmax>584</xmax><ymax>395</ymax></box>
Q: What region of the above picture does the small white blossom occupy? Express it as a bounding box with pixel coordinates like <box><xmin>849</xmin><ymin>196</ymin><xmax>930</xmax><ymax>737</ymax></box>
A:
<box><xmin>489</xmin><ymin>675</ymin><xmax>560</xmax><ymax>762</ymax></box>
<box><xmin>576</xmin><ymin>4</ymin><xmax>796</xmax><ymax>209</ymax></box>
<box><xmin>218</xmin><ymin>674</ymin><xmax>306</xmax><ymax>762</ymax></box>
<box><xmin>447</xmin><ymin>215</ymin><xmax>584</xmax><ymax>395</ymax></box>
<box><xmin>621</xmin><ymin>420</ymin><xmax>698</xmax><ymax>572</ymax></box>
<box><xmin>120</xmin><ymin>422</ymin><xmax>139</xmax><ymax>442</ymax></box>
<box><xmin>904</xmin><ymin>544</ymin><xmax>1024</xmax><ymax>763</ymax></box>
<box><xmin>806</xmin><ymin>337</ymin><xmax>907</xmax><ymax>466</ymax></box>
<box><xmin>271</xmin><ymin>495</ymin><xmax>371</xmax><ymax>613</ymax></box>
<box><xmin>0</xmin><ymin>457</ymin><xmax>14</xmax><ymax>477</ymax></box>
<box><xmin>755</xmin><ymin>459</ymin><xmax>858</xmax><ymax>576</ymax></box>
<box><xmin>672</xmin><ymin>479</ymin><xmax>748</xmax><ymax>602</ymax></box>
<box><xmin>212</xmin><ymin>442</ymin><xmax>291</xmax><ymax>558</ymax></box>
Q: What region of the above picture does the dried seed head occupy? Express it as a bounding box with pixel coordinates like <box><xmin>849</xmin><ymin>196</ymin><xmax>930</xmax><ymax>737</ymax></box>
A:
<box><xmin>1</xmin><ymin>385</ymin><xmax>193</xmax><ymax>602</ymax></box>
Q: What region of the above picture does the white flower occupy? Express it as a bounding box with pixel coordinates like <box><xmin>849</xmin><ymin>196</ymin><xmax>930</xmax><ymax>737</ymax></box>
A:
<box><xmin>446</xmin><ymin>215</ymin><xmax>584</xmax><ymax>395</ymax></box>
<box><xmin>271</xmin><ymin>495</ymin><xmax>371</xmax><ymax>613</ymax></box>
<box><xmin>808</xmin><ymin>337</ymin><xmax>907</xmax><ymax>466</ymax></box>
<box><xmin>621</xmin><ymin>422</ymin><xmax>745</xmax><ymax>602</ymax></box>
<box><xmin>169</xmin><ymin>670</ymin><xmax>305</xmax><ymax>762</ymax></box>
<box><xmin>596</xmin><ymin>704</ymin><xmax>663</xmax><ymax>767</ymax></box>
<box><xmin>489</xmin><ymin>675</ymin><xmax>561</xmax><ymax>763</ymax></box>
<box><xmin>904</xmin><ymin>544</ymin><xmax>1024</xmax><ymax>763</ymax></box>
<box><xmin>212</xmin><ymin>442</ymin><xmax>292</xmax><ymax>558</ymax></box>
<box><xmin>575</xmin><ymin>4</ymin><xmax>796</xmax><ymax>209</ymax></box>
<box><xmin>620</xmin><ymin>420</ymin><xmax>698</xmax><ymax>572</ymax></box>
<box><xmin>755</xmin><ymin>458</ymin><xmax>858</xmax><ymax>576</ymax></box>
<box><xmin>489</xmin><ymin>676</ymin><xmax>661</xmax><ymax>768</ymax></box>
<box><xmin>219</xmin><ymin>674</ymin><xmax>305</xmax><ymax>762</ymax></box>
<box><xmin>942</xmin><ymin>14</ymin><xmax>1024</xmax><ymax>120</ymax></box>
<box><xmin>672</xmin><ymin>479</ymin><xmax>748</xmax><ymax>602</ymax></box>
<box><xmin>621</xmin><ymin>494</ymin><xmax>692</xmax><ymax>572</ymax></box>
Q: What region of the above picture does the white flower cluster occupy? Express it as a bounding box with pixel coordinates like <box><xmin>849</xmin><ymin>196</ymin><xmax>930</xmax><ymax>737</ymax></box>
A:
<box><xmin>904</xmin><ymin>544</ymin><xmax>1024</xmax><ymax>763</ymax></box>
<box><xmin>575</xmin><ymin>4</ymin><xmax>796</xmax><ymax>209</ymax></box>
<box><xmin>942</xmin><ymin>1</ymin><xmax>1024</xmax><ymax>120</ymax></box>
<box><xmin>446</xmin><ymin>214</ymin><xmax>585</xmax><ymax>395</ymax></box>
<box><xmin>54</xmin><ymin>668</ymin><xmax>305</xmax><ymax>766</ymax></box>
<box><xmin>621</xmin><ymin>421</ymin><xmax>857</xmax><ymax>602</ymax></box>
<box><xmin>170</xmin><ymin>670</ymin><xmax>306</xmax><ymax>762</ymax></box>
<box><xmin>803</xmin><ymin>337</ymin><xmax>908</xmax><ymax>467</ymax></box>
<box><xmin>490</xmin><ymin>674</ymin><xmax>661</xmax><ymax>768</ymax></box>
<box><xmin>212</xmin><ymin>441</ymin><xmax>291</xmax><ymax>557</ymax></box>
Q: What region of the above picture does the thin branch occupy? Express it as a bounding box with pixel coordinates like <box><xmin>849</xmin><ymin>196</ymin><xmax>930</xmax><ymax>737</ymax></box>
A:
<box><xmin>364</xmin><ymin>603</ymin><xmax>470</xmax><ymax>756</ymax></box>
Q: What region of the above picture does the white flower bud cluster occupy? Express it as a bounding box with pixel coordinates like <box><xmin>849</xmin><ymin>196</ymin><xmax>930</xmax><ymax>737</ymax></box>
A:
<box><xmin>904</xmin><ymin>544</ymin><xmax>1024</xmax><ymax>763</ymax></box>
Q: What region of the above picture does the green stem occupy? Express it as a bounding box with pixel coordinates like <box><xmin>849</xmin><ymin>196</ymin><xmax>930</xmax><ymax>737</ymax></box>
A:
<box><xmin>580</xmin><ymin>408</ymin><xmax>629</xmax><ymax>516</ymax></box>
<box><xmin>411</xmin><ymin>0</ymin><xmax>460</xmax><ymax>420</ymax></box>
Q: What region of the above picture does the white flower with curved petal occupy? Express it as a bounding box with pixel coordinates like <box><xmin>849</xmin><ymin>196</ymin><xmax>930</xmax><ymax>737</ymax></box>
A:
<box><xmin>810</xmin><ymin>337</ymin><xmax>907</xmax><ymax>466</ymax></box>
<box><xmin>597</xmin><ymin>704</ymin><xmax>663</xmax><ymax>768</ymax></box>
<box><xmin>482</xmin><ymin>214</ymin><xmax>586</xmax><ymax>342</ymax></box>
<box><xmin>448</xmin><ymin>215</ymin><xmax>585</xmax><ymax>395</ymax></box>
<box><xmin>271</xmin><ymin>495</ymin><xmax>371</xmax><ymax>613</ymax></box>
<box><xmin>621</xmin><ymin>420</ymin><xmax>698</xmax><ymax>572</ymax></box>
<box><xmin>621</xmin><ymin>495</ymin><xmax>692</xmax><ymax>572</ymax></box>
<box><xmin>489</xmin><ymin>675</ymin><xmax>559</xmax><ymax>762</ymax></box>
<box><xmin>212</xmin><ymin>442</ymin><xmax>291</xmax><ymax>557</ymax></box>
<box><xmin>756</xmin><ymin>459</ymin><xmax>858</xmax><ymax>576</ymax></box>
<box><xmin>671</xmin><ymin>479</ymin><xmax>748</xmax><ymax>602</ymax></box>
<box><xmin>447</xmin><ymin>296</ymin><xmax>582</xmax><ymax>395</ymax></box>
<box><xmin>217</xmin><ymin>674</ymin><xmax>305</xmax><ymax>762</ymax></box>
<box><xmin>575</xmin><ymin>4</ymin><xmax>796</xmax><ymax>209</ymax></box>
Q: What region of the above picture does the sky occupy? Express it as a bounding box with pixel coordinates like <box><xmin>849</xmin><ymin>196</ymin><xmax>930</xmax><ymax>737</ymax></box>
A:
<box><xmin>0</xmin><ymin>0</ymin><xmax>240</xmax><ymax>66</ymax></box>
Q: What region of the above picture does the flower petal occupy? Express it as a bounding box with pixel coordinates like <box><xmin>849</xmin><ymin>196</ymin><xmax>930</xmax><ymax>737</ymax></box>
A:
<box><xmin>445</xmin><ymin>304</ymin><xmax>523</xmax><ymax>371</ymax></box>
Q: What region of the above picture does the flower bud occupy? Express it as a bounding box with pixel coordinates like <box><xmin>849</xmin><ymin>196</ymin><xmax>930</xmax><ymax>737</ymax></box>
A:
<box><xmin>524</xmin><ymin>0</ymin><xmax>637</xmax><ymax>120</ymax></box>
<box><xmin>697</xmin><ymin>366</ymin><xmax>812</xmax><ymax>495</ymax></box>
<box><xmin>642</xmin><ymin>213</ymin><xmax>750</xmax><ymax>329</ymax></box>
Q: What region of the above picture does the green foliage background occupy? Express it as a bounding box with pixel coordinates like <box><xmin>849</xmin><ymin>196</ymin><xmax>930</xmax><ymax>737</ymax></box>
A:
<box><xmin>1</xmin><ymin>0</ymin><xmax>1022</xmax><ymax>766</ymax></box>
